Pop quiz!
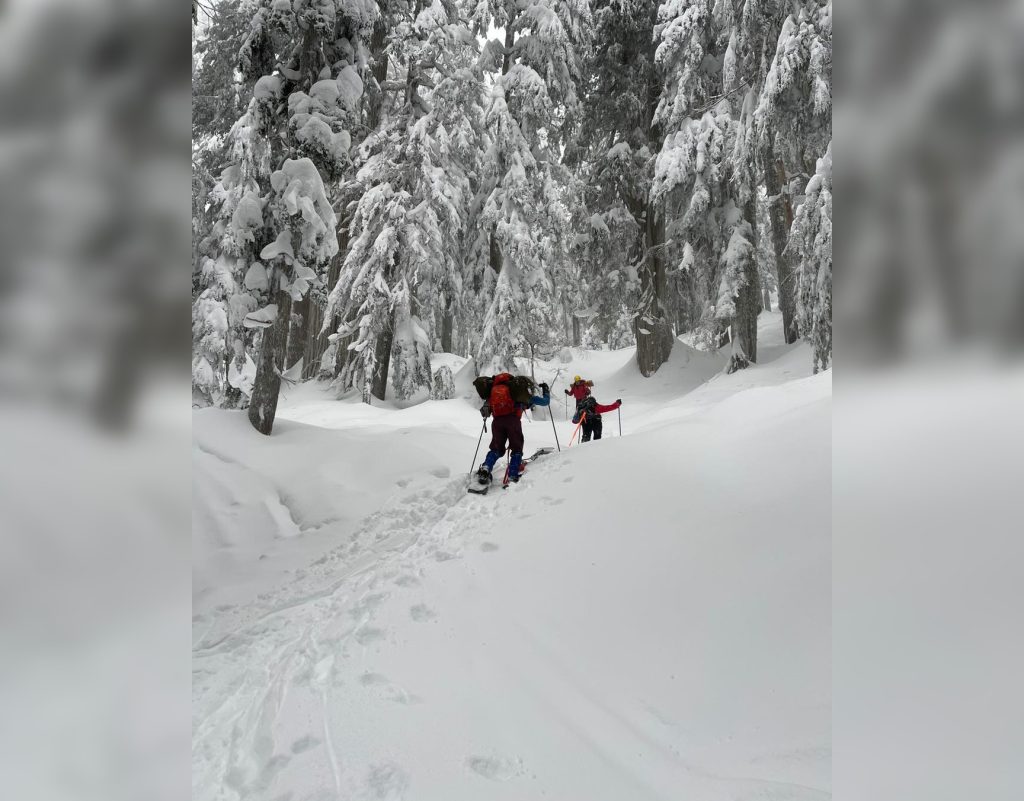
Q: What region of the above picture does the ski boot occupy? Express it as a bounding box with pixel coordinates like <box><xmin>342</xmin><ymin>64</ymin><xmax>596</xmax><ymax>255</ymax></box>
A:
<box><xmin>476</xmin><ymin>466</ymin><xmax>492</xmax><ymax>485</ymax></box>
<box><xmin>505</xmin><ymin>452</ymin><xmax>524</xmax><ymax>484</ymax></box>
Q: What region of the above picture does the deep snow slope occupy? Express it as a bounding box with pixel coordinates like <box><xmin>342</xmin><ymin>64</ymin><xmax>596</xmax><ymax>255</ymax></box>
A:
<box><xmin>193</xmin><ymin>314</ymin><xmax>831</xmax><ymax>801</ymax></box>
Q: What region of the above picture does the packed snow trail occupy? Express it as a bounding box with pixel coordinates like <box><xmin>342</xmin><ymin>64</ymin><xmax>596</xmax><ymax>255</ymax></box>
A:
<box><xmin>193</xmin><ymin>314</ymin><xmax>831</xmax><ymax>801</ymax></box>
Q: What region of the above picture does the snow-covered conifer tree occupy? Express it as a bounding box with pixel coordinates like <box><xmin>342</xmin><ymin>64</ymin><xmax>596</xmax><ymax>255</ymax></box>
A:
<box><xmin>209</xmin><ymin>0</ymin><xmax>374</xmax><ymax>433</ymax></box>
<box><xmin>469</xmin><ymin>0</ymin><xmax>591</xmax><ymax>372</ymax></box>
<box><xmin>746</xmin><ymin>0</ymin><xmax>832</xmax><ymax>343</ymax></box>
<box><xmin>325</xmin><ymin>0</ymin><xmax>481</xmax><ymax>401</ymax></box>
<box><xmin>248</xmin><ymin>157</ymin><xmax>339</xmax><ymax>432</ymax></box>
<box><xmin>191</xmin><ymin>14</ymin><xmax>279</xmax><ymax>408</ymax></box>
<box><xmin>788</xmin><ymin>141</ymin><xmax>831</xmax><ymax>372</ymax></box>
<box><xmin>654</xmin><ymin>0</ymin><xmax>762</xmax><ymax>366</ymax></box>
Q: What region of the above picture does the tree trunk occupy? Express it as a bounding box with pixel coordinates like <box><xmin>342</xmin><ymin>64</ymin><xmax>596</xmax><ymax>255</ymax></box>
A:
<box><xmin>726</xmin><ymin>201</ymin><xmax>761</xmax><ymax>372</ymax></box>
<box><xmin>488</xmin><ymin>226</ymin><xmax>502</xmax><ymax>274</ymax></box>
<box><xmin>334</xmin><ymin>326</ymin><xmax>353</xmax><ymax>379</ymax></box>
<box><xmin>502</xmin><ymin>25</ymin><xmax>514</xmax><ymax>78</ymax></box>
<box><xmin>761</xmin><ymin>136</ymin><xmax>798</xmax><ymax>344</ymax></box>
<box><xmin>248</xmin><ymin>287</ymin><xmax>292</xmax><ymax>435</ymax></box>
<box><xmin>440</xmin><ymin>299</ymin><xmax>454</xmax><ymax>353</ymax></box>
<box><xmin>366</xmin><ymin>19</ymin><xmax>389</xmax><ymax>130</ymax></box>
<box><xmin>634</xmin><ymin>200</ymin><xmax>673</xmax><ymax>376</ymax></box>
<box><xmin>486</xmin><ymin>27</ymin><xmax>516</xmax><ymax>280</ymax></box>
<box><xmin>732</xmin><ymin>267</ymin><xmax>760</xmax><ymax>365</ymax></box>
<box><xmin>303</xmin><ymin>239</ymin><xmax>346</xmax><ymax>377</ymax></box>
<box><xmin>762</xmin><ymin>284</ymin><xmax>772</xmax><ymax>312</ymax></box>
<box><xmin>369</xmin><ymin>315</ymin><xmax>394</xmax><ymax>401</ymax></box>
<box><xmin>571</xmin><ymin>314</ymin><xmax>581</xmax><ymax>347</ymax></box>
<box><xmin>223</xmin><ymin>351</ymin><xmax>242</xmax><ymax>408</ymax></box>
<box><xmin>286</xmin><ymin>291</ymin><xmax>309</xmax><ymax>370</ymax></box>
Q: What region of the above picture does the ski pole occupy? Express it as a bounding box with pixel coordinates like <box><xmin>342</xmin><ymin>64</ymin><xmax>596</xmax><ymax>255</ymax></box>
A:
<box><xmin>468</xmin><ymin>419</ymin><xmax>486</xmax><ymax>478</ymax></box>
<box><xmin>502</xmin><ymin>448</ymin><xmax>511</xmax><ymax>486</ymax></box>
<box><xmin>618</xmin><ymin>406</ymin><xmax>622</xmax><ymax>437</ymax></box>
<box><xmin>544</xmin><ymin>377</ymin><xmax>562</xmax><ymax>452</ymax></box>
<box><xmin>568</xmin><ymin>413</ymin><xmax>586</xmax><ymax>447</ymax></box>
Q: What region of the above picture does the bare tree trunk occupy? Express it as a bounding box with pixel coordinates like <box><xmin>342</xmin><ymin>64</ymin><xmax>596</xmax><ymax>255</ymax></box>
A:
<box><xmin>286</xmin><ymin>292</ymin><xmax>309</xmax><ymax>370</ymax></box>
<box><xmin>502</xmin><ymin>26</ymin><xmax>514</xmax><ymax>78</ymax></box>
<box><xmin>440</xmin><ymin>298</ymin><xmax>454</xmax><ymax>353</ymax></box>
<box><xmin>761</xmin><ymin>135</ymin><xmax>798</xmax><ymax>344</ymax></box>
<box><xmin>571</xmin><ymin>314</ymin><xmax>581</xmax><ymax>347</ymax></box>
<box><xmin>303</xmin><ymin>241</ymin><xmax>346</xmax><ymax>377</ymax></box>
<box><xmin>369</xmin><ymin>315</ymin><xmax>394</xmax><ymax>401</ymax></box>
<box><xmin>732</xmin><ymin>267</ymin><xmax>760</xmax><ymax>365</ymax></box>
<box><xmin>366</xmin><ymin>19</ymin><xmax>389</xmax><ymax>130</ymax></box>
<box><xmin>248</xmin><ymin>287</ymin><xmax>292</xmax><ymax>435</ymax></box>
<box><xmin>488</xmin><ymin>226</ymin><xmax>502</xmax><ymax>274</ymax></box>
<box><xmin>762</xmin><ymin>284</ymin><xmax>772</xmax><ymax>312</ymax></box>
<box><xmin>634</xmin><ymin>200</ymin><xmax>673</xmax><ymax>376</ymax></box>
<box><xmin>632</xmin><ymin>28</ymin><xmax>672</xmax><ymax>377</ymax></box>
<box><xmin>726</xmin><ymin>201</ymin><xmax>761</xmax><ymax>373</ymax></box>
<box><xmin>485</xmin><ymin>26</ymin><xmax>516</xmax><ymax>280</ymax></box>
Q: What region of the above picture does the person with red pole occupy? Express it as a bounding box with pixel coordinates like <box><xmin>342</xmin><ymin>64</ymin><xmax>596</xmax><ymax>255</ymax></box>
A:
<box><xmin>573</xmin><ymin>395</ymin><xmax>622</xmax><ymax>443</ymax></box>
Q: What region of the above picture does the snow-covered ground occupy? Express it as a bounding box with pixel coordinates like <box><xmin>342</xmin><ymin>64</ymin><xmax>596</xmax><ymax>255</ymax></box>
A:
<box><xmin>193</xmin><ymin>312</ymin><xmax>831</xmax><ymax>801</ymax></box>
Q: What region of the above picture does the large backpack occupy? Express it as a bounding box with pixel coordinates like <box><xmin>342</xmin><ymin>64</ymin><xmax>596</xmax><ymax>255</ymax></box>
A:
<box><xmin>488</xmin><ymin>373</ymin><xmax>516</xmax><ymax>417</ymax></box>
<box><xmin>474</xmin><ymin>373</ymin><xmax>535</xmax><ymax>406</ymax></box>
<box><xmin>577</xmin><ymin>396</ymin><xmax>600</xmax><ymax>422</ymax></box>
<box><xmin>472</xmin><ymin>375</ymin><xmax>494</xmax><ymax>400</ymax></box>
<box><xmin>507</xmin><ymin>374</ymin><xmax>535</xmax><ymax>404</ymax></box>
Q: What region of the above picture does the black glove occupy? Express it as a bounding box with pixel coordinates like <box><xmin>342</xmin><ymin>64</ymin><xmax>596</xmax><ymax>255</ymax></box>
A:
<box><xmin>616</xmin><ymin>399</ymin><xmax>622</xmax><ymax>405</ymax></box>
<box><xmin>480</xmin><ymin>403</ymin><xmax>490</xmax><ymax>418</ymax></box>
<box><xmin>564</xmin><ymin>388</ymin><xmax>571</xmax><ymax>395</ymax></box>
<box><xmin>539</xmin><ymin>382</ymin><xmax>549</xmax><ymax>394</ymax></box>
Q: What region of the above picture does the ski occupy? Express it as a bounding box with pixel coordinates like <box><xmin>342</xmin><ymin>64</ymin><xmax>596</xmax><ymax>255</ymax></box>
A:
<box><xmin>467</xmin><ymin>467</ymin><xmax>492</xmax><ymax>495</ymax></box>
<box><xmin>501</xmin><ymin>447</ymin><xmax>555</xmax><ymax>489</ymax></box>
<box><xmin>469</xmin><ymin>448</ymin><xmax>555</xmax><ymax>494</ymax></box>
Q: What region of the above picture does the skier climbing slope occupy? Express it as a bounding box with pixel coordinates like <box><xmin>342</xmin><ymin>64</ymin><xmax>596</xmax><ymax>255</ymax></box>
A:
<box><xmin>192</xmin><ymin>315</ymin><xmax>830</xmax><ymax>801</ymax></box>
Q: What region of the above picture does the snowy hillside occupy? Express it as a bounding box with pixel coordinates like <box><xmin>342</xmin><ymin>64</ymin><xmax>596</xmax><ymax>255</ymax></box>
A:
<box><xmin>193</xmin><ymin>314</ymin><xmax>831</xmax><ymax>801</ymax></box>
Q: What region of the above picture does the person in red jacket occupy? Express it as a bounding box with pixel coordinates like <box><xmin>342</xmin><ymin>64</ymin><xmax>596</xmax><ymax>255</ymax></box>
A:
<box><xmin>576</xmin><ymin>395</ymin><xmax>621</xmax><ymax>442</ymax></box>
<box><xmin>564</xmin><ymin>375</ymin><xmax>593</xmax><ymax>415</ymax></box>
<box><xmin>477</xmin><ymin>376</ymin><xmax>552</xmax><ymax>484</ymax></box>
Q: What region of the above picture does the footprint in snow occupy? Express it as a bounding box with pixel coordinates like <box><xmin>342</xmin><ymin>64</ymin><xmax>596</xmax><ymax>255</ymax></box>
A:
<box><xmin>365</xmin><ymin>762</ymin><xmax>409</xmax><ymax>800</ymax></box>
<box><xmin>389</xmin><ymin>689</ymin><xmax>422</xmax><ymax>705</ymax></box>
<box><xmin>290</xmin><ymin>734</ymin><xmax>320</xmax><ymax>754</ymax></box>
<box><xmin>479</xmin><ymin>541</ymin><xmax>499</xmax><ymax>552</ymax></box>
<box><xmin>359</xmin><ymin>672</ymin><xmax>390</xmax><ymax>686</ymax></box>
<box><xmin>409</xmin><ymin>604</ymin><xmax>436</xmax><ymax>622</ymax></box>
<box><xmin>465</xmin><ymin>755</ymin><xmax>524</xmax><ymax>781</ymax></box>
<box><xmin>355</xmin><ymin>627</ymin><xmax>386</xmax><ymax>645</ymax></box>
<box><xmin>349</xmin><ymin>591</ymin><xmax>390</xmax><ymax>618</ymax></box>
<box><xmin>394</xmin><ymin>574</ymin><xmax>420</xmax><ymax>587</ymax></box>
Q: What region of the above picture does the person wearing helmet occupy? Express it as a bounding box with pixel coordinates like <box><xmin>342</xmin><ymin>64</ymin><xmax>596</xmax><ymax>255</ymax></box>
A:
<box><xmin>564</xmin><ymin>376</ymin><xmax>594</xmax><ymax>415</ymax></box>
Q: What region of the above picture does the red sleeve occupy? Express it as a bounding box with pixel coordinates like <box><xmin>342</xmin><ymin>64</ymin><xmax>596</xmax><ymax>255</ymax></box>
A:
<box><xmin>594</xmin><ymin>401</ymin><xmax>620</xmax><ymax>413</ymax></box>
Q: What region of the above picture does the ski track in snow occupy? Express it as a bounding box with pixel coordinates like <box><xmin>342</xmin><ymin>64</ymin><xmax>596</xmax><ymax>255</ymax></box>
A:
<box><xmin>193</xmin><ymin>472</ymin><xmax>524</xmax><ymax>801</ymax></box>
